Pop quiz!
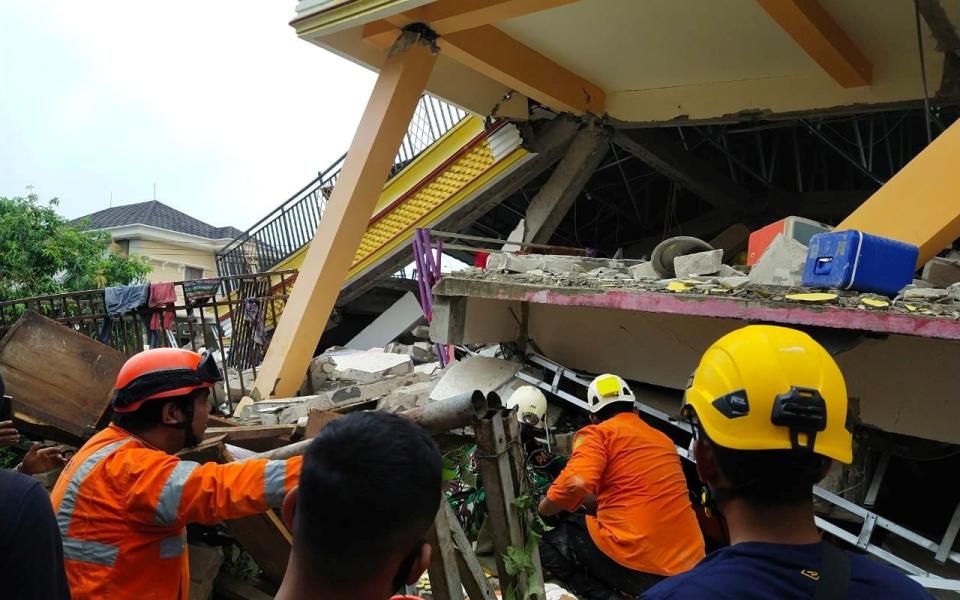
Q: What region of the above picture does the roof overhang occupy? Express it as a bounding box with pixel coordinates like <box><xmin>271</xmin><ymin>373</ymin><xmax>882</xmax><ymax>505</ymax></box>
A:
<box><xmin>292</xmin><ymin>0</ymin><xmax>960</xmax><ymax>124</ymax></box>
<box><xmin>95</xmin><ymin>224</ymin><xmax>233</xmax><ymax>250</ymax></box>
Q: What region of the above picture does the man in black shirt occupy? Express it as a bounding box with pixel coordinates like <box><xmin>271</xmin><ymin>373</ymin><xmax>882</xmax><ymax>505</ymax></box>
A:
<box><xmin>0</xmin><ymin>468</ymin><xmax>71</xmax><ymax>599</ymax></box>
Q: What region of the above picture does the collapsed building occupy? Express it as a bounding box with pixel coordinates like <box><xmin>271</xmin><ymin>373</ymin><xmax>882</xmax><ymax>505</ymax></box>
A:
<box><xmin>5</xmin><ymin>0</ymin><xmax>960</xmax><ymax>597</ymax></box>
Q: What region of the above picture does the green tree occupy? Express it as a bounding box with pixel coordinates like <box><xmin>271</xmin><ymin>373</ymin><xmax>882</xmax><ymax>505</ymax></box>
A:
<box><xmin>0</xmin><ymin>194</ymin><xmax>151</xmax><ymax>301</ymax></box>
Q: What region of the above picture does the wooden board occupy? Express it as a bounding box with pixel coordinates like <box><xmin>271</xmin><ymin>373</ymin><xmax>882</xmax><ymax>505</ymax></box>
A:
<box><xmin>204</xmin><ymin>425</ymin><xmax>297</xmax><ymax>442</ymax></box>
<box><xmin>304</xmin><ymin>409</ymin><xmax>342</xmax><ymax>439</ymax></box>
<box><xmin>0</xmin><ymin>311</ymin><xmax>126</xmax><ymax>442</ymax></box>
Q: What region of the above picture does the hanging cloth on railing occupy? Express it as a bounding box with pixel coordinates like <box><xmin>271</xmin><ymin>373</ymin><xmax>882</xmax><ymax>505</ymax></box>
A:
<box><xmin>182</xmin><ymin>278</ymin><xmax>220</xmax><ymax>306</ymax></box>
<box><xmin>148</xmin><ymin>283</ymin><xmax>177</xmax><ymax>332</ymax></box>
<box><xmin>243</xmin><ymin>297</ymin><xmax>265</xmax><ymax>346</ymax></box>
<box><xmin>100</xmin><ymin>284</ymin><xmax>151</xmax><ymax>343</ymax></box>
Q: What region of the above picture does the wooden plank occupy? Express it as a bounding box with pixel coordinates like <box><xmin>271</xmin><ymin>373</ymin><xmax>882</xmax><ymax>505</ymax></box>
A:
<box><xmin>222</xmin><ymin>447</ymin><xmax>292</xmax><ymax>585</ymax></box>
<box><xmin>207</xmin><ymin>414</ymin><xmax>240</xmax><ymax>428</ymax></box>
<box><xmin>0</xmin><ymin>311</ymin><xmax>125</xmax><ymax>442</ymax></box>
<box><xmin>304</xmin><ymin>409</ymin><xmax>342</xmax><ymax>438</ymax></box>
<box><xmin>427</xmin><ymin>506</ymin><xmax>464</xmax><ymax>600</ymax></box>
<box><xmin>204</xmin><ymin>425</ymin><xmax>297</xmax><ymax>442</ymax></box>
<box><xmin>475</xmin><ymin>412</ymin><xmax>533</xmax><ymax>598</ymax></box>
<box><xmin>445</xmin><ymin>502</ymin><xmax>498</xmax><ymax>600</ymax></box>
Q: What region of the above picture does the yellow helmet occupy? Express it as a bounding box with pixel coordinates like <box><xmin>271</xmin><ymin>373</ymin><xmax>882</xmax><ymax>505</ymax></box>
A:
<box><xmin>683</xmin><ymin>325</ymin><xmax>853</xmax><ymax>464</ymax></box>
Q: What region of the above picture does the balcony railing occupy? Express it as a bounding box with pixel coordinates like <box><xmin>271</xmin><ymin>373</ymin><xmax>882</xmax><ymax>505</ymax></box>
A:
<box><xmin>216</xmin><ymin>95</ymin><xmax>466</xmax><ymax>285</ymax></box>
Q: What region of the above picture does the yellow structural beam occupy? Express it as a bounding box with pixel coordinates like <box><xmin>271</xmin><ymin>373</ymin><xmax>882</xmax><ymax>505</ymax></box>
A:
<box><xmin>363</xmin><ymin>0</ymin><xmax>580</xmax><ymax>45</ymax></box>
<box><xmin>756</xmin><ymin>0</ymin><xmax>872</xmax><ymax>88</ymax></box>
<box><xmin>837</xmin><ymin>120</ymin><xmax>960</xmax><ymax>267</ymax></box>
<box><xmin>362</xmin><ymin>1</ymin><xmax>604</xmax><ymax>115</ymax></box>
<box><xmin>252</xmin><ymin>31</ymin><xmax>437</xmax><ymax>399</ymax></box>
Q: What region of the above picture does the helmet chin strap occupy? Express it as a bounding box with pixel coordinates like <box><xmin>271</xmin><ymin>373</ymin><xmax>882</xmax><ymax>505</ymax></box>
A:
<box><xmin>168</xmin><ymin>401</ymin><xmax>199</xmax><ymax>448</ymax></box>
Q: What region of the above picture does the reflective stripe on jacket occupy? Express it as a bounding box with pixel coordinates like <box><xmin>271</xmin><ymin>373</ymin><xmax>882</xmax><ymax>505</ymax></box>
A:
<box><xmin>50</xmin><ymin>424</ymin><xmax>302</xmax><ymax>599</ymax></box>
<box><xmin>546</xmin><ymin>412</ymin><xmax>705</xmax><ymax>576</ymax></box>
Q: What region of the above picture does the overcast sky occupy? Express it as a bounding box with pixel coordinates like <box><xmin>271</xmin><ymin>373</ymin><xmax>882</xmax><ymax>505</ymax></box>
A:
<box><xmin>0</xmin><ymin>1</ymin><xmax>375</xmax><ymax>230</ymax></box>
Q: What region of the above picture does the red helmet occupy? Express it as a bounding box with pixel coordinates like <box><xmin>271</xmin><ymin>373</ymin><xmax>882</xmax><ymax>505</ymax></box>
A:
<box><xmin>112</xmin><ymin>348</ymin><xmax>223</xmax><ymax>413</ymax></box>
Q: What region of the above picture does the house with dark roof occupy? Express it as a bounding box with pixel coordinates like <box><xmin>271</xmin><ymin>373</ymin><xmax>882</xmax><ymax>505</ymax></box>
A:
<box><xmin>76</xmin><ymin>201</ymin><xmax>242</xmax><ymax>283</ymax></box>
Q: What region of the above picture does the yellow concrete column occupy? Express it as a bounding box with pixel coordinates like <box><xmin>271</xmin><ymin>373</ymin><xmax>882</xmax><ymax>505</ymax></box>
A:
<box><xmin>837</xmin><ymin>120</ymin><xmax>960</xmax><ymax>268</ymax></box>
<box><xmin>252</xmin><ymin>30</ymin><xmax>438</xmax><ymax>399</ymax></box>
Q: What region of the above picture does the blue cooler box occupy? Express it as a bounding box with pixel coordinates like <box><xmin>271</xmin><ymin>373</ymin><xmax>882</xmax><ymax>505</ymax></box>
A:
<box><xmin>802</xmin><ymin>230</ymin><xmax>918</xmax><ymax>296</ymax></box>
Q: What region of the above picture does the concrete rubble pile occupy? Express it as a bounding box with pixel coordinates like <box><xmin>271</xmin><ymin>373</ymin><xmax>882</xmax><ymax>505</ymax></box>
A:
<box><xmin>466</xmin><ymin>247</ymin><xmax>960</xmax><ymax>319</ymax></box>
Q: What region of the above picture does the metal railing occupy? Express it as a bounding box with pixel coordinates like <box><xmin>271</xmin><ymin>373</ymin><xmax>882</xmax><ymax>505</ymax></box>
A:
<box><xmin>0</xmin><ymin>271</ymin><xmax>298</xmax><ymax>412</ymax></box>
<box><xmin>216</xmin><ymin>95</ymin><xmax>467</xmax><ymax>283</ymax></box>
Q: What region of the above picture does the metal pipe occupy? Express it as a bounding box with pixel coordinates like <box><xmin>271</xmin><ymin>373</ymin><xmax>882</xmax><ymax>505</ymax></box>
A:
<box><xmin>249</xmin><ymin>390</ymin><xmax>489</xmax><ymax>461</ymax></box>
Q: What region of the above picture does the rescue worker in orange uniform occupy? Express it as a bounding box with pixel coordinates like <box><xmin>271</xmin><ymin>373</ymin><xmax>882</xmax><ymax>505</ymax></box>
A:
<box><xmin>51</xmin><ymin>348</ymin><xmax>303</xmax><ymax>599</ymax></box>
<box><xmin>538</xmin><ymin>374</ymin><xmax>705</xmax><ymax>600</ymax></box>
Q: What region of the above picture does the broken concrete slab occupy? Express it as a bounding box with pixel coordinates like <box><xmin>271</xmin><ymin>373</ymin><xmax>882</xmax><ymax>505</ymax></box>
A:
<box><xmin>748</xmin><ymin>234</ymin><xmax>807</xmax><ymax>287</ymax></box>
<box><xmin>718</xmin><ymin>264</ymin><xmax>747</xmax><ymax>277</ymax></box>
<box><xmin>719</xmin><ymin>276</ymin><xmax>752</xmax><ymax>291</ymax></box>
<box><xmin>346</xmin><ymin>291</ymin><xmax>424</xmax><ymax>350</ymax></box>
<box><xmin>541</xmin><ymin>257</ymin><xmax>585</xmax><ymax>275</ymax></box>
<box><xmin>486</xmin><ymin>252</ymin><xmax>541</xmax><ymax>273</ymax></box>
<box><xmin>922</xmin><ymin>257</ymin><xmax>960</xmax><ymax>288</ymax></box>
<box><xmin>385</xmin><ymin>341</ymin><xmax>436</xmax><ymax>364</ymax></box>
<box><xmin>330</xmin><ymin>350</ymin><xmax>413</xmax><ymax>383</ymax></box>
<box><xmin>377</xmin><ymin>381</ymin><xmax>438</xmax><ymax>413</ymax></box>
<box><xmin>673</xmin><ymin>249</ymin><xmax>723</xmax><ymax>279</ymax></box>
<box><xmin>411</xmin><ymin>325</ymin><xmax>432</xmax><ymax>340</ymax></box>
<box><xmin>414</xmin><ymin>361</ymin><xmax>442</xmax><ymax>376</ymax></box>
<box><xmin>429</xmin><ymin>356</ymin><xmax>521</xmax><ymax>402</ymax></box>
<box><xmin>275</xmin><ymin>373</ymin><xmax>432</xmax><ymax>424</ymax></box>
<box><xmin>903</xmin><ymin>287</ymin><xmax>949</xmax><ymax>301</ymax></box>
<box><xmin>628</xmin><ymin>261</ymin><xmax>659</xmax><ymax>280</ymax></box>
<box><xmin>307</xmin><ymin>354</ymin><xmax>336</xmax><ymax>391</ymax></box>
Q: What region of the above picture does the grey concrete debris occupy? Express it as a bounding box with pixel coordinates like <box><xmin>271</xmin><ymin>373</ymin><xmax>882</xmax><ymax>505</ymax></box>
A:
<box><xmin>902</xmin><ymin>287</ymin><xmax>949</xmax><ymax>301</ymax></box>
<box><xmin>385</xmin><ymin>341</ymin><xmax>436</xmax><ymax>364</ymax></box>
<box><xmin>674</xmin><ymin>249</ymin><xmax>723</xmax><ymax>279</ymax></box>
<box><xmin>377</xmin><ymin>380</ymin><xmax>438</xmax><ymax>413</ymax></box>
<box><xmin>411</xmin><ymin>325</ymin><xmax>432</xmax><ymax>340</ymax></box>
<box><xmin>541</xmin><ymin>258</ymin><xmax>584</xmax><ymax>274</ymax></box>
<box><xmin>330</xmin><ymin>350</ymin><xmax>413</xmax><ymax>383</ymax></box>
<box><xmin>486</xmin><ymin>253</ymin><xmax>541</xmax><ymax>273</ymax></box>
<box><xmin>748</xmin><ymin>234</ymin><xmax>807</xmax><ymax>287</ymax></box>
<box><xmin>274</xmin><ymin>373</ymin><xmax>433</xmax><ymax>424</ymax></box>
<box><xmin>307</xmin><ymin>354</ymin><xmax>336</xmax><ymax>389</ymax></box>
<box><xmin>430</xmin><ymin>355</ymin><xmax>521</xmax><ymax>402</ymax></box>
<box><xmin>718</xmin><ymin>264</ymin><xmax>747</xmax><ymax>277</ymax></box>
<box><xmin>628</xmin><ymin>262</ymin><xmax>659</xmax><ymax>280</ymax></box>
<box><xmin>719</xmin><ymin>276</ymin><xmax>752</xmax><ymax>291</ymax></box>
<box><xmin>922</xmin><ymin>257</ymin><xmax>960</xmax><ymax>288</ymax></box>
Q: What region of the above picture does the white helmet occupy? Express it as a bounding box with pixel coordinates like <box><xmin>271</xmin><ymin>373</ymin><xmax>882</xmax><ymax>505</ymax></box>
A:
<box><xmin>586</xmin><ymin>374</ymin><xmax>636</xmax><ymax>414</ymax></box>
<box><xmin>506</xmin><ymin>386</ymin><xmax>548</xmax><ymax>428</ymax></box>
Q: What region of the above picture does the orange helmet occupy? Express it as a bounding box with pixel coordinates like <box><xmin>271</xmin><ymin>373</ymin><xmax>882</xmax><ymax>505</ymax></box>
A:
<box><xmin>113</xmin><ymin>348</ymin><xmax>223</xmax><ymax>413</ymax></box>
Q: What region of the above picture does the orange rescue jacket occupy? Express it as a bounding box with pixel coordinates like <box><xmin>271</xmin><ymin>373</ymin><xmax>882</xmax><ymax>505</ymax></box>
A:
<box><xmin>50</xmin><ymin>424</ymin><xmax>302</xmax><ymax>599</ymax></box>
<box><xmin>546</xmin><ymin>412</ymin><xmax>705</xmax><ymax>576</ymax></box>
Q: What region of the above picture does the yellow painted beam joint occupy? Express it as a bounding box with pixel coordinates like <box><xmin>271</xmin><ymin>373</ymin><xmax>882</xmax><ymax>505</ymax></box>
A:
<box><xmin>756</xmin><ymin>0</ymin><xmax>872</xmax><ymax>88</ymax></box>
<box><xmin>837</xmin><ymin>120</ymin><xmax>960</xmax><ymax>267</ymax></box>
<box><xmin>252</xmin><ymin>31</ymin><xmax>438</xmax><ymax>399</ymax></box>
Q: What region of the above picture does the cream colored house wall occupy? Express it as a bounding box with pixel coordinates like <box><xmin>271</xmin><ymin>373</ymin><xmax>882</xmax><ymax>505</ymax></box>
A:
<box><xmin>126</xmin><ymin>239</ymin><xmax>223</xmax><ymax>305</ymax></box>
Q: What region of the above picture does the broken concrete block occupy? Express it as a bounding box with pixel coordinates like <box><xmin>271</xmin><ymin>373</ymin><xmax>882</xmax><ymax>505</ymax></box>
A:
<box><xmin>486</xmin><ymin>252</ymin><xmax>541</xmax><ymax>273</ymax></box>
<box><xmin>308</xmin><ymin>354</ymin><xmax>336</xmax><ymax>390</ymax></box>
<box><xmin>748</xmin><ymin>234</ymin><xmax>807</xmax><ymax>287</ymax></box>
<box><xmin>922</xmin><ymin>257</ymin><xmax>960</xmax><ymax>288</ymax></box>
<box><xmin>628</xmin><ymin>262</ymin><xmax>659</xmax><ymax>280</ymax></box>
<box><xmin>903</xmin><ymin>287</ymin><xmax>948</xmax><ymax>301</ymax></box>
<box><xmin>414</xmin><ymin>361</ymin><xmax>442</xmax><ymax>376</ymax></box>
<box><xmin>275</xmin><ymin>373</ymin><xmax>431</xmax><ymax>423</ymax></box>
<box><xmin>719</xmin><ymin>276</ymin><xmax>751</xmax><ymax>291</ymax></box>
<box><xmin>541</xmin><ymin>258</ymin><xmax>584</xmax><ymax>275</ymax></box>
<box><xmin>430</xmin><ymin>356</ymin><xmax>521</xmax><ymax>402</ymax></box>
<box><xmin>410</xmin><ymin>341</ymin><xmax>436</xmax><ymax>364</ymax></box>
<box><xmin>674</xmin><ymin>249</ymin><xmax>723</xmax><ymax>279</ymax></box>
<box><xmin>377</xmin><ymin>381</ymin><xmax>438</xmax><ymax>413</ymax></box>
<box><xmin>946</xmin><ymin>284</ymin><xmax>960</xmax><ymax>302</ymax></box>
<box><xmin>718</xmin><ymin>264</ymin><xmax>747</xmax><ymax>277</ymax></box>
<box><xmin>330</xmin><ymin>350</ymin><xmax>413</xmax><ymax>383</ymax></box>
<box><xmin>411</xmin><ymin>325</ymin><xmax>431</xmax><ymax>340</ymax></box>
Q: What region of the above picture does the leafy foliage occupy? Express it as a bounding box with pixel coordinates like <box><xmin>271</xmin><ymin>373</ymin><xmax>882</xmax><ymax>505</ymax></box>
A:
<box><xmin>0</xmin><ymin>195</ymin><xmax>151</xmax><ymax>301</ymax></box>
